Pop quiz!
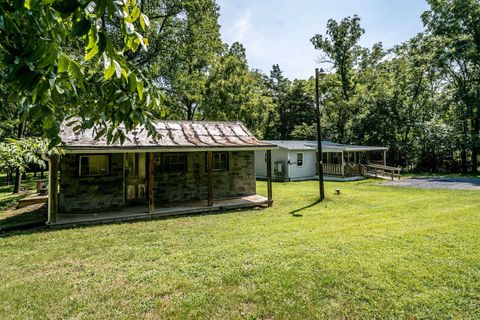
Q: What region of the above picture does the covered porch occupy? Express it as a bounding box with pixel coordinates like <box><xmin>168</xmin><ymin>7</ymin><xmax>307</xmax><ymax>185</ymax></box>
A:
<box><xmin>53</xmin><ymin>194</ymin><xmax>270</xmax><ymax>226</ymax></box>
<box><xmin>319</xmin><ymin>143</ymin><xmax>389</xmax><ymax>178</ymax></box>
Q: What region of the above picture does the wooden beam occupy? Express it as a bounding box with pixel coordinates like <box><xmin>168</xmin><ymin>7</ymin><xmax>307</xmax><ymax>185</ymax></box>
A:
<box><xmin>207</xmin><ymin>151</ymin><xmax>213</xmax><ymax>207</ymax></box>
<box><xmin>266</xmin><ymin>150</ymin><xmax>273</xmax><ymax>207</ymax></box>
<box><xmin>383</xmin><ymin>150</ymin><xmax>387</xmax><ymax>166</ymax></box>
<box><xmin>147</xmin><ymin>152</ymin><xmax>155</xmax><ymax>214</ymax></box>
<box><xmin>48</xmin><ymin>154</ymin><xmax>59</xmax><ymax>225</ymax></box>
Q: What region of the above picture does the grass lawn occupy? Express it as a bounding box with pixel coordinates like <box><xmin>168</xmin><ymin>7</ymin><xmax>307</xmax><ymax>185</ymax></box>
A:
<box><xmin>1</xmin><ymin>179</ymin><xmax>479</xmax><ymax>319</ymax></box>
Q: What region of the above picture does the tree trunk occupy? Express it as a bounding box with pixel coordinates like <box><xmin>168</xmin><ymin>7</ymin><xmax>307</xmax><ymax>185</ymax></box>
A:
<box><xmin>472</xmin><ymin>117</ymin><xmax>479</xmax><ymax>173</ymax></box>
<box><xmin>13</xmin><ymin>119</ymin><xmax>25</xmax><ymax>194</ymax></box>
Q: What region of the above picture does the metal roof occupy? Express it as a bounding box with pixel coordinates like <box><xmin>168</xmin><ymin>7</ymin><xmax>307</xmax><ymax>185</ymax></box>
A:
<box><xmin>60</xmin><ymin>119</ymin><xmax>277</xmax><ymax>153</ymax></box>
<box><xmin>263</xmin><ymin>140</ymin><xmax>388</xmax><ymax>152</ymax></box>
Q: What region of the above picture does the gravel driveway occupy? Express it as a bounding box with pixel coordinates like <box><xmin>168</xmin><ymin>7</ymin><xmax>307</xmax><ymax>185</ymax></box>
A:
<box><xmin>380</xmin><ymin>177</ymin><xmax>480</xmax><ymax>190</ymax></box>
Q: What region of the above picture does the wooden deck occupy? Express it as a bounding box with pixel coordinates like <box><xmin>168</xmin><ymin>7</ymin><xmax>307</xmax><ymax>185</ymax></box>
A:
<box><xmin>52</xmin><ymin>195</ymin><xmax>271</xmax><ymax>226</ymax></box>
<box><xmin>364</xmin><ymin>164</ymin><xmax>401</xmax><ymax>180</ymax></box>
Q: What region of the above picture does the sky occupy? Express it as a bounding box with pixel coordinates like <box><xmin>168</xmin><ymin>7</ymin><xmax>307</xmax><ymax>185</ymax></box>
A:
<box><xmin>217</xmin><ymin>0</ymin><xmax>430</xmax><ymax>80</ymax></box>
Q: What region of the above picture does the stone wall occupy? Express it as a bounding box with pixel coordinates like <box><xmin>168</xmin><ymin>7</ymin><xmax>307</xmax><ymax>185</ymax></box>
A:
<box><xmin>59</xmin><ymin>154</ymin><xmax>124</xmax><ymax>213</ymax></box>
<box><xmin>58</xmin><ymin>150</ymin><xmax>257</xmax><ymax>212</ymax></box>
<box><xmin>154</xmin><ymin>151</ymin><xmax>256</xmax><ymax>204</ymax></box>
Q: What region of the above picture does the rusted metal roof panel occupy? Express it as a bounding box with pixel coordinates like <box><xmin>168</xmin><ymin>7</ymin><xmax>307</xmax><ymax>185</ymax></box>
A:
<box><xmin>60</xmin><ymin>119</ymin><xmax>276</xmax><ymax>151</ymax></box>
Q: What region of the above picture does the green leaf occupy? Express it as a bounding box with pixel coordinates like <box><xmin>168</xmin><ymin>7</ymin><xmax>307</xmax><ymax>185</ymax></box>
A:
<box><xmin>85</xmin><ymin>28</ymin><xmax>99</xmax><ymax>61</ymax></box>
<box><xmin>137</xmin><ymin>80</ymin><xmax>144</xmax><ymax>100</ymax></box>
<box><xmin>57</xmin><ymin>54</ymin><xmax>70</xmax><ymax>73</ymax></box>
<box><xmin>139</xmin><ymin>13</ymin><xmax>149</xmax><ymax>30</ymax></box>
<box><xmin>113</xmin><ymin>60</ymin><xmax>122</xmax><ymax>79</ymax></box>
<box><xmin>68</xmin><ymin>61</ymin><xmax>84</xmax><ymax>87</ymax></box>
<box><xmin>85</xmin><ymin>45</ymin><xmax>99</xmax><ymax>61</ymax></box>
<box><xmin>24</xmin><ymin>0</ymin><xmax>31</xmax><ymax>10</ymax></box>
<box><xmin>104</xmin><ymin>59</ymin><xmax>116</xmax><ymax>80</ymax></box>
<box><xmin>128</xmin><ymin>73</ymin><xmax>137</xmax><ymax>92</ymax></box>
<box><xmin>131</xmin><ymin>6</ymin><xmax>141</xmax><ymax>22</ymax></box>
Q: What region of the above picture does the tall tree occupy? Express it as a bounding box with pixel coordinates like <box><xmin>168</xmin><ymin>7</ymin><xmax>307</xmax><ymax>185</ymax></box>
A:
<box><xmin>423</xmin><ymin>0</ymin><xmax>480</xmax><ymax>172</ymax></box>
<box><xmin>311</xmin><ymin>15</ymin><xmax>383</xmax><ymax>143</ymax></box>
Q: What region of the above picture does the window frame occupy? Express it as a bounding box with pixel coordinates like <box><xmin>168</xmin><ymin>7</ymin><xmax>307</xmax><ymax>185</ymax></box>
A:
<box><xmin>78</xmin><ymin>155</ymin><xmax>110</xmax><ymax>177</ymax></box>
<box><xmin>161</xmin><ymin>153</ymin><xmax>188</xmax><ymax>173</ymax></box>
<box><xmin>206</xmin><ymin>152</ymin><xmax>229</xmax><ymax>171</ymax></box>
<box><xmin>296</xmin><ymin>152</ymin><xmax>304</xmax><ymax>167</ymax></box>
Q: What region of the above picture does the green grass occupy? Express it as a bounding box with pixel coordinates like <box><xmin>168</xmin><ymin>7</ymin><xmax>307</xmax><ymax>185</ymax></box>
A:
<box><xmin>0</xmin><ymin>173</ymin><xmax>37</xmax><ymax>210</ymax></box>
<box><xmin>1</xmin><ymin>180</ymin><xmax>479</xmax><ymax>319</ymax></box>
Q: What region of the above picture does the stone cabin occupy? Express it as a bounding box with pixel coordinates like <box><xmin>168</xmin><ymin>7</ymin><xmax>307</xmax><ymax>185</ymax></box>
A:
<box><xmin>47</xmin><ymin>120</ymin><xmax>277</xmax><ymax>225</ymax></box>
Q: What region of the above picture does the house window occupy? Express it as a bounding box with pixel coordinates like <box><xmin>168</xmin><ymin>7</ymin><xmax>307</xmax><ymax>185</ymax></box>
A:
<box><xmin>213</xmin><ymin>152</ymin><xmax>229</xmax><ymax>171</ymax></box>
<box><xmin>162</xmin><ymin>153</ymin><xmax>188</xmax><ymax>172</ymax></box>
<box><xmin>79</xmin><ymin>155</ymin><xmax>109</xmax><ymax>176</ymax></box>
<box><xmin>296</xmin><ymin>153</ymin><xmax>304</xmax><ymax>166</ymax></box>
<box><xmin>207</xmin><ymin>152</ymin><xmax>229</xmax><ymax>171</ymax></box>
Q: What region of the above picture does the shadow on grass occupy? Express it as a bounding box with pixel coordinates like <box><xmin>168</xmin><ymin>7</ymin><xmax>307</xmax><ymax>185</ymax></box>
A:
<box><xmin>0</xmin><ymin>204</ymin><xmax>267</xmax><ymax>238</ymax></box>
<box><xmin>0</xmin><ymin>204</ymin><xmax>47</xmax><ymax>230</ymax></box>
<box><xmin>289</xmin><ymin>200</ymin><xmax>322</xmax><ymax>217</ymax></box>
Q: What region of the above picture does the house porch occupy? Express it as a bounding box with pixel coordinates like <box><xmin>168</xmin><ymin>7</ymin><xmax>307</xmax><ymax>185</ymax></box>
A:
<box><xmin>319</xmin><ymin>149</ymin><xmax>387</xmax><ymax>178</ymax></box>
<box><xmin>52</xmin><ymin>194</ymin><xmax>270</xmax><ymax>226</ymax></box>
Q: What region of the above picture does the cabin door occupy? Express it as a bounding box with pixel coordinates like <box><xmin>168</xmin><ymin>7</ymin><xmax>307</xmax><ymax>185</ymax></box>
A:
<box><xmin>124</xmin><ymin>153</ymin><xmax>147</xmax><ymax>205</ymax></box>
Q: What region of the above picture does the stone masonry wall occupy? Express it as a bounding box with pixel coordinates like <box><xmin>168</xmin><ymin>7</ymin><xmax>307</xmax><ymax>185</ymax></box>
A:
<box><xmin>59</xmin><ymin>154</ymin><xmax>124</xmax><ymax>214</ymax></box>
<box><xmin>154</xmin><ymin>151</ymin><xmax>256</xmax><ymax>204</ymax></box>
<box><xmin>58</xmin><ymin>151</ymin><xmax>256</xmax><ymax>212</ymax></box>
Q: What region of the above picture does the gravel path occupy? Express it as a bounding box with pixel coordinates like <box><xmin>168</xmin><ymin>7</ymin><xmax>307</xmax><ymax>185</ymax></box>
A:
<box><xmin>380</xmin><ymin>177</ymin><xmax>480</xmax><ymax>190</ymax></box>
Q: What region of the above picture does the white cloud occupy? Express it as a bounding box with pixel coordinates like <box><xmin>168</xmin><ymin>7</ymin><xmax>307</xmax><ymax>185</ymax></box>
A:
<box><xmin>229</xmin><ymin>10</ymin><xmax>252</xmax><ymax>43</ymax></box>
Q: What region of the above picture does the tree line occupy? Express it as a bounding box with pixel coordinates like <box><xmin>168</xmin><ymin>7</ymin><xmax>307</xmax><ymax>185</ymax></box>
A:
<box><xmin>0</xmin><ymin>0</ymin><xmax>479</xmax><ymax>194</ymax></box>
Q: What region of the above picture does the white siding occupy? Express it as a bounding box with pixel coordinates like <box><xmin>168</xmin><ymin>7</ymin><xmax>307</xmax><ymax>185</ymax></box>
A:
<box><xmin>288</xmin><ymin>150</ymin><xmax>317</xmax><ymax>180</ymax></box>
<box><xmin>254</xmin><ymin>149</ymin><xmax>290</xmax><ymax>180</ymax></box>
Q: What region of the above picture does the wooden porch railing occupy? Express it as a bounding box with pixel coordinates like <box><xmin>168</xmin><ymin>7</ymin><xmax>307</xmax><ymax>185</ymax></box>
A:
<box><xmin>322</xmin><ymin>163</ymin><xmax>343</xmax><ymax>176</ymax></box>
<box><xmin>365</xmin><ymin>164</ymin><xmax>401</xmax><ymax>180</ymax></box>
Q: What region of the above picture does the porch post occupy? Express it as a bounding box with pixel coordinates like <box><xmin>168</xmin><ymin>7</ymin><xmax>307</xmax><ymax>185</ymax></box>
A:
<box><xmin>266</xmin><ymin>150</ymin><xmax>273</xmax><ymax>207</ymax></box>
<box><xmin>383</xmin><ymin>150</ymin><xmax>387</xmax><ymax>166</ymax></box>
<box><xmin>147</xmin><ymin>152</ymin><xmax>155</xmax><ymax>214</ymax></box>
<box><xmin>47</xmin><ymin>154</ymin><xmax>59</xmax><ymax>225</ymax></box>
<box><xmin>207</xmin><ymin>151</ymin><xmax>213</xmax><ymax>207</ymax></box>
<box><xmin>341</xmin><ymin>151</ymin><xmax>345</xmax><ymax>177</ymax></box>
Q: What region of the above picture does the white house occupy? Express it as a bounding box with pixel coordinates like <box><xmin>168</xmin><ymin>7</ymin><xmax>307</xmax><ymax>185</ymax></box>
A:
<box><xmin>255</xmin><ymin>140</ymin><xmax>389</xmax><ymax>181</ymax></box>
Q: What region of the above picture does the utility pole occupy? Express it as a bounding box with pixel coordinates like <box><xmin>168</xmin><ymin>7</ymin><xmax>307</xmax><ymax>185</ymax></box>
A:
<box><xmin>315</xmin><ymin>68</ymin><xmax>325</xmax><ymax>201</ymax></box>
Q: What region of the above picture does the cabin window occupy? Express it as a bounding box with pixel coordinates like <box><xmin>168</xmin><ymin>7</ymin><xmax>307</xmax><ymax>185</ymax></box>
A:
<box><xmin>213</xmin><ymin>152</ymin><xmax>229</xmax><ymax>171</ymax></box>
<box><xmin>296</xmin><ymin>153</ymin><xmax>304</xmax><ymax>167</ymax></box>
<box><xmin>162</xmin><ymin>153</ymin><xmax>188</xmax><ymax>172</ymax></box>
<box><xmin>79</xmin><ymin>155</ymin><xmax>109</xmax><ymax>176</ymax></box>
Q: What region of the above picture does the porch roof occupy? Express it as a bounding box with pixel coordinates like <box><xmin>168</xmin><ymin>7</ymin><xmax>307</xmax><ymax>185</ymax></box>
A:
<box><xmin>263</xmin><ymin>140</ymin><xmax>388</xmax><ymax>152</ymax></box>
<box><xmin>60</xmin><ymin>119</ymin><xmax>277</xmax><ymax>153</ymax></box>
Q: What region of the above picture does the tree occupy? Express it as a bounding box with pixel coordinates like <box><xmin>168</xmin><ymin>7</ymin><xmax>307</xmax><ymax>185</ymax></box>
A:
<box><xmin>0</xmin><ymin>138</ymin><xmax>57</xmax><ymax>192</ymax></box>
<box><xmin>203</xmin><ymin>43</ymin><xmax>274</xmax><ymax>137</ymax></box>
<box><xmin>150</xmin><ymin>0</ymin><xmax>223</xmax><ymax>120</ymax></box>
<box><xmin>0</xmin><ymin>0</ymin><xmax>163</xmax><ymax>144</ymax></box>
<box><xmin>311</xmin><ymin>15</ymin><xmax>384</xmax><ymax>143</ymax></box>
<box><xmin>264</xmin><ymin>64</ymin><xmax>290</xmax><ymax>139</ymax></box>
<box><xmin>423</xmin><ymin>0</ymin><xmax>480</xmax><ymax>172</ymax></box>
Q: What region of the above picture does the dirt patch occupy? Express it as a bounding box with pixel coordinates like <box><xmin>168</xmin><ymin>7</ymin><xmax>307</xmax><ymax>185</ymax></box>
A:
<box><xmin>380</xmin><ymin>177</ymin><xmax>480</xmax><ymax>190</ymax></box>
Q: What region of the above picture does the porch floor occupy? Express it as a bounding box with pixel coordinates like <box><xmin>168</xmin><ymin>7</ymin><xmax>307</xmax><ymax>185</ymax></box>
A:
<box><xmin>53</xmin><ymin>194</ymin><xmax>270</xmax><ymax>226</ymax></box>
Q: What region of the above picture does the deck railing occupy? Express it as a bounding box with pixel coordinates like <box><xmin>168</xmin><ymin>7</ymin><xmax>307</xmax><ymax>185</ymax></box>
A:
<box><xmin>322</xmin><ymin>163</ymin><xmax>343</xmax><ymax>176</ymax></box>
